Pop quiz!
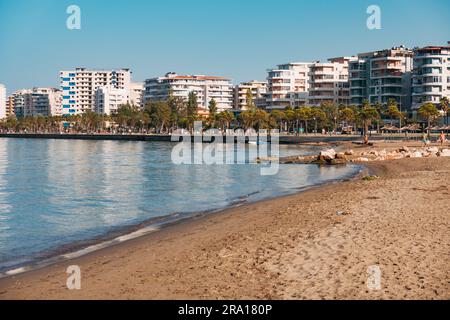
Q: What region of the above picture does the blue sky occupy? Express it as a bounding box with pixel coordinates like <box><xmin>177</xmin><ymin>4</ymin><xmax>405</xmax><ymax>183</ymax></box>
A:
<box><xmin>0</xmin><ymin>0</ymin><xmax>449</xmax><ymax>94</ymax></box>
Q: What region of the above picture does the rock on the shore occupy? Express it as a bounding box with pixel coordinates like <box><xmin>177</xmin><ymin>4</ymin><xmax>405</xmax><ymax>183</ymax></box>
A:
<box><xmin>319</xmin><ymin>149</ymin><xmax>337</xmax><ymax>161</ymax></box>
<box><xmin>410</xmin><ymin>151</ymin><xmax>423</xmax><ymax>158</ymax></box>
<box><xmin>352</xmin><ymin>157</ymin><xmax>369</xmax><ymax>162</ymax></box>
<box><xmin>344</xmin><ymin>150</ymin><xmax>354</xmax><ymax>156</ymax></box>
<box><xmin>438</xmin><ymin>149</ymin><xmax>450</xmax><ymax>157</ymax></box>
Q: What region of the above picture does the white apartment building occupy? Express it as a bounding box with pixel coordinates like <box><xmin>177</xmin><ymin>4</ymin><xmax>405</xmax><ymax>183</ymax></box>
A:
<box><xmin>60</xmin><ymin>68</ymin><xmax>131</xmax><ymax>115</ymax></box>
<box><xmin>95</xmin><ymin>86</ymin><xmax>129</xmax><ymax>115</ymax></box>
<box><xmin>266</xmin><ymin>62</ymin><xmax>311</xmax><ymax>109</ymax></box>
<box><xmin>129</xmin><ymin>82</ymin><xmax>144</xmax><ymax>108</ymax></box>
<box><xmin>234</xmin><ymin>80</ymin><xmax>268</xmax><ymax>110</ymax></box>
<box><xmin>0</xmin><ymin>84</ymin><xmax>6</xmax><ymax>119</ymax></box>
<box><xmin>144</xmin><ymin>72</ymin><xmax>234</xmax><ymax>112</ymax></box>
<box><xmin>20</xmin><ymin>88</ymin><xmax>62</xmax><ymax>117</ymax></box>
<box><xmin>308</xmin><ymin>57</ymin><xmax>355</xmax><ymax>106</ymax></box>
<box><xmin>349</xmin><ymin>46</ymin><xmax>413</xmax><ymax>111</ymax></box>
<box><xmin>412</xmin><ymin>43</ymin><xmax>450</xmax><ymax>111</ymax></box>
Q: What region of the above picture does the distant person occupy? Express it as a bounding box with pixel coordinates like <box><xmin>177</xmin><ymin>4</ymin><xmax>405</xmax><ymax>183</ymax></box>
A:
<box><xmin>363</xmin><ymin>134</ymin><xmax>369</xmax><ymax>145</ymax></box>
<box><xmin>439</xmin><ymin>131</ymin><xmax>446</xmax><ymax>146</ymax></box>
<box><xmin>422</xmin><ymin>132</ymin><xmax>429</xmax><ymax>147</ymax></box>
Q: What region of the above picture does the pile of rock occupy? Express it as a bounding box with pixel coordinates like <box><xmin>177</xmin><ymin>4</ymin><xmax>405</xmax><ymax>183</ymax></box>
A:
<box><xmin>350</xmin><ymin>146</ymin><xmax>450</xmax><ymax>163</ymax></box>
<box><xmin>280</xmin><ymin>147</ymin><xmax>450</xmax><ymax>165</ymax></box>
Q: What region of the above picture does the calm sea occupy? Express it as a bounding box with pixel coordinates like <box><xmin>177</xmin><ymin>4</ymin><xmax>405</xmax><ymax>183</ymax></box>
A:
<box><xmin>0</xmin><ymin>138</ymin><xmax>361</xmax><ymax>272</ymax></box>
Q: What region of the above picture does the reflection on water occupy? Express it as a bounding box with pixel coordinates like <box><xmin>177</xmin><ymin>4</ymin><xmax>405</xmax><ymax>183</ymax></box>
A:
<box><xmin>0</xmin><ymin>138</ymin><xmax>360</xmax><ymax>271</ymax></box>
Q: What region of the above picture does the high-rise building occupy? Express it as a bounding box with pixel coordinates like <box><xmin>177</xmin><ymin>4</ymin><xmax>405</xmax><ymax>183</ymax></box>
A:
<box><xmin>349</xmin><ymin>46</ymin><xmax>413</xmax><ymax>111</ymax></box>
<box><xmin>234</xmin><ymin>80</ymin><xmax>268</xmax><ymax>110</ymax></box>
<box><xmin>144</xmin><ymin>72</ymin><xmax>233</xmax><ymax>112</ymax></box>
<box><xmin>266</xmin><ymin>62</ymin><xmax>311</xmax><ymax>109</ymax></box>
<box><xmin>6</xmin><ymin>96</ymin><xmax>15</xmax><ymax>117</ymax></box>
<box><xmin>60</xmin><ymin>68</ymin><xmax>131</xmax><ymax>115</ymax></box>
<box><xmin>12</xmin><ymin>89</ymin><xmax>30</xmax><ymax>118</ymax></box>
<box><xmin>129</xmin><ymin>82</ymin><xmax>144</xmax><ymax>108</ymax></box>
<box><xmin>412</xmin><ymin>43</ymin><xmax>450</xmax><ymax>111</ymax></box>
<box><xmin>0</xmin><ymin>84</ymin><xmax>6</xmax><ymax>119</ymax></box>
<box><xmin>18</xmin><ymin>88</ymin><xmax>62</xmax><ymax>117</ymax></box>
<box><xmin>308</xmin><ymin>57</ymin><xmax>356</xmax><ymax>106</ymax></box>
<box><xmin>95</xmin><ymin>86</ymin><xmax>129</xmax><ymax>115</ymax></box>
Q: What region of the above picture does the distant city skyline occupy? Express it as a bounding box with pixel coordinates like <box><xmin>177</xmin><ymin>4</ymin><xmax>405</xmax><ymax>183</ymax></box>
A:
<box><xmin>1</xmin><ymin>0</ymin><xmax>449</xmax><ymax>94</ymax></box>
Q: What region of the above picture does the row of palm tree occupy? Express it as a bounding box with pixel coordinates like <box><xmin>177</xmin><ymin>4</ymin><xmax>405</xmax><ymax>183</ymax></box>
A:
<box><xmin>0</xmin><ymin>93</ymin><xmax>448</xmax><ymax>134</ymax></box>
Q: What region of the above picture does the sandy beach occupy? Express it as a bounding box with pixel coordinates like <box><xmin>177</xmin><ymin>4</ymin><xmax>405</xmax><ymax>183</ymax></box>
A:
<box><xmin>0</xmin><ymin>141</ymin><xmax>449</xmax><ymax>300</ymax></box>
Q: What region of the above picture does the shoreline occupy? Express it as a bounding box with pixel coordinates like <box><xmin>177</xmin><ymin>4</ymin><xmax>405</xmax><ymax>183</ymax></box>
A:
<box><xmin>0</xmin><ymin>163</ymin><xmax>365</xmax><ymax>279</ymax></box>
<box><xmin>0</xmin><ymin>143</ymin><xmax>448</xmax><ymax>299</ymax></box>
<box><xmin>0</xmin><ymin>132</ymin><xmax>419</xmax><ymax>144</ymax></box>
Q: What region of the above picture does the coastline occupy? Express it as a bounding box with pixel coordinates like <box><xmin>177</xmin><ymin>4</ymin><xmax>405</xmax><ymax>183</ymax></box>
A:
<box><xmin>0</xmin><ymin>146</ymin><xmax>448</xmax><ymax>299</ymax></box>
<box><xmin>0</xmin><ymin>162</ymin><xmax>364</xmax><ymax>279</ymax></box>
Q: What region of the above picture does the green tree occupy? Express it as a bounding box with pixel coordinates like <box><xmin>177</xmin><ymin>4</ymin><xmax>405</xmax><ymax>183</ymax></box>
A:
<box><xmin>358</xmin><ymin>102</ymin><xmax>380</xmax><ymax>135</ymax></box>
<box><xmin>418</xmin><ymin>103</ymin><xmax>442</xmax><ymax>132</ymax></box>
<box><xmin>440</xmin><ymin>97</ymin><xmax>449</xmax><ymax>126</ymax></box>
<box><xmin>186</xmin><ymin>91</ymin><xmax>198</xmax><ymax>131</ymax></box>
<box><xmin>245</xmin><ymin>88</ymin><xmax>256</xmax><ymax>111</ymax></box>
<box><xmin>208</xmin><ymin>98</ymin><xmax>218</xmax><ymax>128</ymax></box>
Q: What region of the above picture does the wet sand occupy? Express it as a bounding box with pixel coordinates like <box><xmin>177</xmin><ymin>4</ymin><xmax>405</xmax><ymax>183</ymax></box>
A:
<box><xmin>0</xmin><ymin>141</ymin><xmax>449</xmax><ymax>299</ymax></box>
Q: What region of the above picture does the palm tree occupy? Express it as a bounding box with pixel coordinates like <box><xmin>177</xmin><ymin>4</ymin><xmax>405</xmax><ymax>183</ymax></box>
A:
<box><xmin>358</xmin><ymin>103</ymin><xmax>380</xmax><ymax>135</ymax></box>
<box><xmin>418</xmin><ymin>103</ymin><xmax>442</xmax><ymax>133</ymax></box>
<box><xmin>270</xmin><ymin>110</ymin><xmax>285</xmax><ymax>132</ymax></box>
<box><xmin>208</xmin><ymin>98</ymin><xmax>217</xmax><ymax>128</ymax></box>
<box><xmin>295</xmin><ymin>107</ymin><xmax>312</xmax><ymax>134</ymax></box>
<box><xmin>440</xmin><ymin>97</ymin><xmax>449</xmax><ymax>126</ymax></box>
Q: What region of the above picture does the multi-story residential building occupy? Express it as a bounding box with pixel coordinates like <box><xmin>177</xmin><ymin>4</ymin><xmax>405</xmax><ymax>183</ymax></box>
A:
<box><xmin>95</xmin><ymin>86</ymin><xmax>129</xmax><ymax>115</ymax></box>
<box><xmin>60</xmin><ymin>68</ymin><xmax>131</xmax><ymax>115</ymax></box>
<box><xmin>144</xmin><ymin>72</ymin><xmax>233</xmax><ymax>111</ymax></box>
<box><xmin>6</xmin><ymin>96</ymin><xmax>15</xmax><ymax>117</ymax></box>
<box><xmin>234</xmin><ymin>80</ymin><xmax>268</xmax><ymax>110</ymax></box>
<box><xmin>12</xmin><ymin>89</ymin><xmax>31</xmax><ymax>118</ymax></box>
<box><xmin>20</xmin><ymin>88</ymin><xmax>62</xmax><ymax>117</ymax></box>
<box><xmin>129</xmin><ymin>82</ymin><xmax>144</xmax><ymax>108</ymax></box>
<box><xmin>412</xmin><ymin>43</ymin><xmax>450</xmax><ymax>111</ymax></box>
<box><xmin>308</xmin><ymin>57</ymin><xmax>355</xmax><ymax>106</ymax></box>
<box><xmin>0</xmin><ymin>84</ymin><xmax>6</xmax><ymax>119</ymax></box>
<box><xmin>349</xmin><ymin>46</ymin><xmax>413</xmax><ymax>111</ymax></box>
<box><xmin>266</xmin><ymin>62</ymin><xmax>311</xmax><ymax>109</ymax></box>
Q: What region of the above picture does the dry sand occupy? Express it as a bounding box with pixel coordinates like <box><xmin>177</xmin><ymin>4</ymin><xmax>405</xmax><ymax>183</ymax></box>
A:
<box><xmin>0</xmin><ymin>141</ymin><xmax>449</xmax><ymax>300</ymax></box>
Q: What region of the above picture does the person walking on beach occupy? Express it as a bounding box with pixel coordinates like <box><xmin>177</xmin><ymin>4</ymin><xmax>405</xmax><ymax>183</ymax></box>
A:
<box><xmin>422</xmin><ymin>132</ymin><xmax>429</xmax><ymax>147</ymax></box>
<box><xmin>439</xmin><ymin>131</ymin><xmax>446</xmax><ymax>146</ymax></box>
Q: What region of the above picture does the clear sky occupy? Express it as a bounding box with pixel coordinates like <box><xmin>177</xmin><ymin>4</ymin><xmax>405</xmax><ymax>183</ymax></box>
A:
<box><xmin>0</xmin><ymin>0</ymin><xmax>449</xmax><ymax>94</ymax></box>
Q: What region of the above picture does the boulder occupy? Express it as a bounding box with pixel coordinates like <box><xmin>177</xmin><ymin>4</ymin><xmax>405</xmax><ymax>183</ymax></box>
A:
<box><xmin>319</xmin><ymin>149</ymin><xmax>337</xmax><ymax>161</ymax></box>
<box><xmin>410</xmin><ymin>151</ymin><xmax>423</xmax><ymax>158</ymax></box>
<box><xmin>336</xmin><ymin>152</ymin><xmax>347</xmax><ymax>160</ymax></box>
<box><xmin>352</xmin><ymin>157</ymin><xmax>369</xmax><ymax>162</ymax></box>
<box><xmin>398</xmin><ymin>146</ymin><xmax>410</xmax><ymax>153</ymax></box>
<box><xmin>344</xmin><ymin>150</ymin><xmax>354</xmax><ymax>156</ymax></box>
<box><xmin>427</xmin><ymin>147</ymin><xmax>439</xmax><ymax>155</ymax></box>
<box><xmin>438</xmin><ymin>149</ymin><xmax>450</xmax><ymax>157</ymax></box>
<box><xmin>329</xmin><ymin>158</ymin><xmax>347</xmax><ymax>165</ymax></box>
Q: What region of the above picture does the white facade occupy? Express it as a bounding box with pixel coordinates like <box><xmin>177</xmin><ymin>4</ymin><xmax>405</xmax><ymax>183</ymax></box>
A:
<box><xmin>308</xmin><ymin>57</ymin><xmax>355</xmax><ymax>106</ymax></box>
<box><xmin>129</xmin><ymin>82</ymin><xmax>144</xmax><ymax>108</ymax></box>
<box><xmin>266</xmin><ymin>62</ymin><xmax>311</xmax><ymax>109</ymax></box>
<box><xmin>234</xmin><ymin>80</ymin><xmax>268</xmax><ymax>110</ymax></box>
<box><xmin>95</xmin><ymin>86</ymin><xmax>129</xmax><ymax>115</ymax></box>
<box><xmin>0</xmin><ymin>84</ymin><xmax>6</xmax><ymax>119</ymax></box>
<box><xmin>412</xmin><ymin>44</ymin><xmax>450</xmax><ymax>111</ymax></box>
<box><xmin>60</xmin><ymin>68</ymin><xmax>131</xmax><ymax>115</ymax></box>
<box><xmin>349</xmin><ymin>46</ymin><xmax>413</xmax><ymax>111</ymax></box>
<box><xmin>21</xmin><ymin>88</ymin><xmax>62</xmax><ymax>117</ymax></box>
<box><xmin>144</xmin><ymin>72</ymin><xmax>234</xmax><ymax>111</ymax></box>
